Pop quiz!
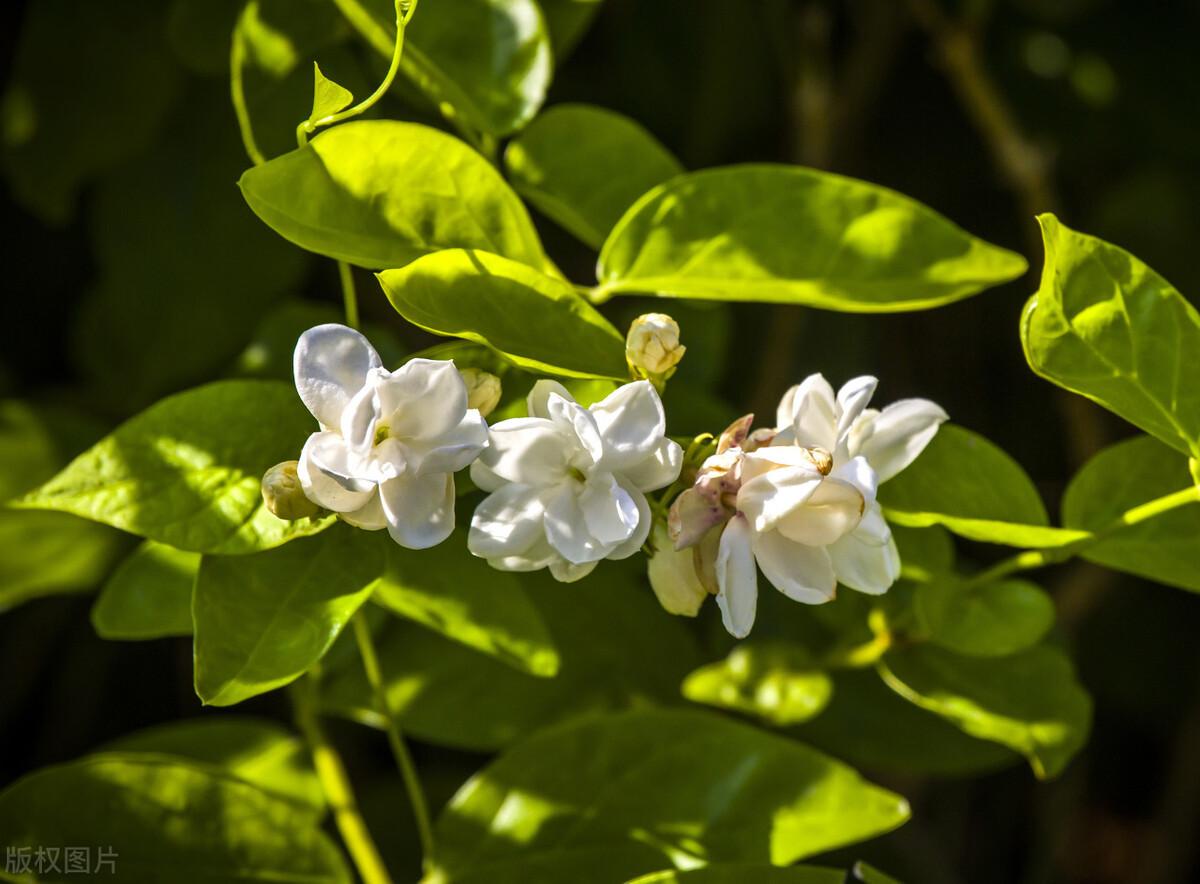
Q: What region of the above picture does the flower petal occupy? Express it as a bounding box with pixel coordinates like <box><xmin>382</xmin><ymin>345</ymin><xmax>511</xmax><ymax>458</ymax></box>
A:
<box><xmin>829</xmin><ymin>529</ymin><xmax>900</xmax><ymax>594</ymax></box>
<box><xmin>469</xmin><ymin>484</ymin><xmax>548</xmax><ymax>559</ymax></box>
<box><xmin>378</xmin><ymin>471</ymin><xmax>456</xmax><ymax>549</ymax></box>
<box><xmin>340</xmin><ymin>491</ymin><xmax>387</xmax><ymax>530</ymax></box>
<box><xmin>737</xmin><ymin>465</ymin><xmax>824</xmax><ymax>534</ymax></box>
<box><xmin>835</xmin><ymin>375</ymin><xmax>878</xmax><ymax>445</ymax></box>
<box><xmin>476</xmin><ymin>418</ymin><xmax>570</xmax><ymax>486</ymax></box>
<box><xmin>579</xmin><ymin>472</ymin><xmax>639</xmax><ymax>546</ymax></box>
<box><xmin>774</xmin><ymin>477</ymin><xmax>865</xmax><ymax>547</ymax></box>
<box><xmin>831</xmin><ymin>455</ymin><xmax>879</xmax><ymax>506</ymax></box>
<box><xmin>377</xmin><ymin>358</ymin><xmax>468</xmax><ymax>441</ymax></box>
<box><xmin>621</xmin><ymin>437</ymin><xmax>684</xmax><ymax>492</ymax></box>
<box><xmin>855</xmin><ymin>501</ymin><xmax>892</xmax><ymax>546</ymax></box>
<box><xmin>402</xmin><ymin>409</ymin><xmax>488</xmax><ymax>475</ymax></box>
<box><xmin>543</xmin><ymin>484</ymin><xmax>615</xmax><ymax>564</ymax></box>
<box><xmin>589</xmin><ymin>380</ymin><xmax>667</xmax><ymax>471</ymax></box>
<box><xmin>297</xmin><ymin>431</ymin><xmax>374</xmax><ymax>512</ymax></box>
<box><xmin>527</xmin><ymin>379</ymin><xmax>575</xmax><ymax>419</ymax></box>
<box><xmin>548</xmin><ymin>558</ymin><xmax>598</xmax><ymax>583</ymax></box>
<box><xmin>339</xmin><ymin>377</ymin><xmax>382</xmax><ymax>452</ymax></box>
<box><xmin>547</xmin><ymin>393</ymin><xmax>605</xmax><ymax>466</ymax></box>
<box><xmin>669</xmin><ymin>486</ymin><xmax>730</xmax><ymax>550</ymax></box>
<box><xmin>607</xmin><ymin>478</ymin><xmax>653</xmax><ymax>560</ymax></box>
<box><xmin>485</xmin><ymin>534</ymin><xmax>560</xmax><ymax>572</ymax></box>
<box><xmin>469</xmin><ymin>459</ymin><xmax>506</xmax><ymax>492</ymax></box>
<box><xmin>715</xmin><ymin>515</ymin><xmax>758</xmax><ymax>639</ymax></box>
<box><xmin>849</xmin><ymin>398</ymin><xmax>948</xmax><ymax>483</ymax></box>
<box><xmin>786</xmin><ymin>373</ymin><xmax>838</xmax><ymax>450</ymax></box>
<box><xmin>753</xmin><ymin>529</ymin><xmax>836</xmax><ymax>604</ymax></box>
<box><xmin>294</xmin><ymin>323</ymin><xmax>382</xmax><ymax>429</ymax></box>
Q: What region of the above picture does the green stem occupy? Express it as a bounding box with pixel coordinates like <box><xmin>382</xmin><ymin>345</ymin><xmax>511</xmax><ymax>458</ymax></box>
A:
<box><xmin>338</xmin><ymin>261</ymin><xmax>360</xmax><ymax>330</ymax></box>
<box><xmin>230</xmin><ymin>19</ymin><xmax>266</xmax><ymax>167</ymax></box>
<box><xmin>291</xmin><ymin>676</ymin><xmax>394</xmax><ymax>884</ymax></box>
<box><xmin>962</xmin><ymin>484</ymin><xmax>1200</xmax><ymax>590</ymax></box>
<box><xmin>299</xmin><ymin>0</ymin><xmax>418</xmax><ymax>146</ymax></box>
<box><xmin>352</xmin><ymin>615</ymin><xmax>435</xmax><ymax>870</ymax></box>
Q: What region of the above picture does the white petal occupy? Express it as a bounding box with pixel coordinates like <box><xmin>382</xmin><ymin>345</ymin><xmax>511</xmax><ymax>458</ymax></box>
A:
<box><xmin>621</xmin><ymin>437</ymin><xmax>683</xmax><ymax>492</ymax></box>
<box><xmin>774</xmin><ymin>477</ymin><xmax>865</xmax><ymax>547</ymax></box>
<box><xmin>469</xmin><ymin>459</ymin><xmax>506</xmax><ymax>492</ymax></box>
<box><xmin>402</xmin><ymin>409</ymin><xmax>488</xmax><ymax>475</ymax></box>
<box><xmin>607</xmin><ymin>478</ymin><xmax>653</xmax><ymax>560</ymax></box>
<box><xmin>485</xmin><ymin>534</ymin><xmax>560</xmax><ymax>572</ymax></box>
<box><xmin>589</xmin><ymin>380</ymin><xmax>667</xmax><ymax>471</ymax></box>
<box><xmin>831</xmin><ymin>455</ymin><xmax>879</xmax><ymax>506</ymax></box>
<box><xmin>376</xmin><ymin>358</ymin><xmax>469</xmax><ymax>441</ymax></box>
<box><xmin>579</xmin><ymin>472</ymin><xmax>639</xmax><ymax>546</ymax></box>
<box><xmin>753</xmin><ymin>530</ymin><xmax>836</xmax><ymax>604</ymax></box>
<box><xmin>526</xmin><ymin>379</ymin><xmax>575</xmax><ymax>419</ymax></box>
<box><xmin>476</xmin><ymin>418</ymin><xmax>570</xmax><ymax>486</ymax></box>
<box><xmin>340</xmin><ymin>377</ymin><xmax>382</xmax><ymax>452</ymax></box>
<box><xmin>736</xmin><ymin>465</ymin><xmax>824</xmax><ymax>534</ymax></box>
<box><xmin>378</xmin><ymin>471</ymin><xmax>455</xmax><ymax>549</ymax></box>
<box><xmin>855</xmin><ymin>501</ymin><xmax>892</xmax><ymax>546</ymax></box>
<box><xmin>849</xmin><ymin>398</ymin><xmax>948</xmax><ymax>483</ymax></box>
<box><xmin>294</xmin><ymin>323</ymin><xmax>382</xmax><ymax>429</ymax></box>
<box><xmin>548</xmin><ymin>558</ymin><xmax>598</xmax><ymax>583</ymax></box>
<box><xmin>829</xmin><ymin>530</ymin><xmax>900</xmax><ymax>595</ymax></box>
<box><xmin>468</xmin><ymin>484</ymin><xmax>548</xmax><ymax>559</ymax></box>
<box><xmin>340</xmin><ymin>491</ymin><xmax>387</xmax><ymax>530</ymax></box>
<box><xmin>297</xmin><ymin>431</ymin><xmax>374</xmax><ymax>512</ymax></box>
<box><xmin>715</xmin><ymin>515</ymin><xmax>758</xmax><ymax>639</ymax></box>
<box><xmin>647</xmin><ymin>524</ymin><xmax>708</xmax><ymax>617</ymax></box>
<box><xmin>546</xmin><ymin>393</ymin><xmax>605</xmax><ymax>466</ymax></box>
<box><xmin>835</xmin><ymin>376</ymin><xmax>878</xmax><ymax>443</ymax></box>
<box><xmin>776</xmin><ymin>384</ymin><xmax>801</xmax><ymax>430</ymax></box>
<box><xmin>740</xmin><ymin>443</ymin><xmax>826</xmax><ymax>483</ymax></box>
<box><xmin>543</xmin><ymin>484</ymin><xmax>615</xmax><ymax>564</ymax></box>
<box><xmin>787</xmin><ymin>374</ymin><xmax>838</xmax><ymax>450</ymax></box>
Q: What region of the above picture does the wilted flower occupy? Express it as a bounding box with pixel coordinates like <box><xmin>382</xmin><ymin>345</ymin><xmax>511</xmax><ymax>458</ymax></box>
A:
<box><xmin>261</xmin><ymin>460</ymin><xmax>321</xmax><ymax>520</ymax></box>
<box><xmin>626</xmin><ymin>313</ymin><xmax>686</xmax><ymax>378</ymax></box>
<box><xmin>459</xmin><ymin>367</ymin><xmax>502</xmax><ymax>418</ymax></box>
<box><xmin>468</xmin><ymin>380</ymin><xmax>683</xmax><ymax>582</ymax></box>
<box><xmin>293</xmin><ymin>323</ymin><xmax>488</xmax><ymax>549</ymax></box>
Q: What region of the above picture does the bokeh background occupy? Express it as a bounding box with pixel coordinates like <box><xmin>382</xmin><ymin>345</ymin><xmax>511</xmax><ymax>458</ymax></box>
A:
<box><xmin>2</xmin><ymin>1</ymin><xmax>1199</xmax><ymax>882</ymax></box>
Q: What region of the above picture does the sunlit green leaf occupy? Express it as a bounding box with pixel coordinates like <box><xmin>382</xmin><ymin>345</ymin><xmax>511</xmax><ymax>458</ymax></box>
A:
<box><xmin>879</xmin><ymin>644</ymin><xmax>1092</xmax><ymax>779</ymax></box>
<box><xmin>915</xmin><ymin>578</ymin><xmax>1055</xmax><ymax>657</ymax></box>
<box><xmin>0</xmin><ymin>754</ymin><xmax>350</xmax><ymax>882</ymax></box>
<box><xmin>17</xmin><ymin>380</ymin><xmax>332</xmax><ymax>555</ymax></box>
<box><xmin>92</xmin><ymin>541</ymin><xmax>198</xmax><ymax>640</ymax></box>
<box><xmin>377</xmin><ymin>249</ymin><xmax>626</xmax><ymax>379</ymax></box>
<box><xmin>597</xmin><ymin>165</ymin><xmax>1027</xmax><ymax>310</ymax></box>
<box><xmin>239</xmin><ymin>120</ymin><xmax>548</xmax><ymax>270</ymax></box>
<box><xmin>880</xmin><ymin>425</ymin><xmax>1088</xmax><ymax>547</ymax></box>
<box><xmin>505</xmin><ymin>103</ymin><xmax>683</xmax><ymax>248</ymax></box>
<box><xmin>103</xmin><ymin>717</ymin><xmax>323</xmax><ymax>811</ymax></box>
<box><xmin>1062</xmin><ymin>434</ymin><xmax>1200</xmax><ymax>591</ymax></box>
<box><xmin>1022</xmin><ymin>215</ymin><xmax>1200</xmax><ymax>459</ymax></box>
<box><xmin>682</xmin><ymin>641</ymin><xmax>833</xmax><ymax>726</ymax></box>
<box><xmin>433</xmin><ymin>708</ymin><xmax>909</xmax><ymax>877</ymax></box>
<box><xmin>194</xmin><ymin>525</ymin><xmax>384</xmax><ymax>705</ymax></box>
<box><xmin>308</xmin><ymin>62</ymin><xmax>354</xmax><ymax>123</ymax></box>
<box><xmin>432</xmin><ymin>847</ymin><xmax>666</xmax><ymax>884</ymax></box>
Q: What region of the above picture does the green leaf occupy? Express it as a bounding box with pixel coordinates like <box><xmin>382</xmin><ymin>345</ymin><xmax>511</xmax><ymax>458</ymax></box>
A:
<box><xmin>0</xmin><ymin>0</ymin><xmax>181</xmax><ymax>223</ymax></box>
<box><xmin>239</xmin><ymin>120</ymin><xmax>548</xmax><ymax>270</ymax></box>
<box><xmin>18</xmin><ymin>380</ymin><xmax>331</xmax><ymax>555</ymax></box>
<box><xmin>349</xmin><ymin>0</ymin><xmax>552</xmax><ymax>137</ymax></box>
<box><xmin>92</xmin><ymin>541</ymin><xmax>199</xmax><ymax>640</ymax></box>
<box><xmin>102</xmin><ymin>717</ymin><xmax>323</xmax><ymax>811</ymax></box>
<box><xmin>880</xmin><ymin>424</ymin><xmax>1088</xmax><ymax>547</ymax></box>
<box><xmin>433</xmin><ymin>708</ymin><xmax>909</xmax><ymax>877</ymax></box>
<box><xmin>915</xmin><ymin>578</ymin><xmax>1055</xmax><ymax>657</ymax></box>
<box><xmin>682</xmin><ymin>641</ymin><xmax>833</xmax><ymax>726</ymax></box>
<box><xmin>194</xmin><ymin>525</ymin><xmax>384</xmax><ymax>705</ymax></box>
<box><xmin>1022</xmin><ymin>214</ymin><xmax>1200</xmax><ymax>459</ymax></box>
<box><xmin>321</xmin><ymin>562</ymin><xmax>702</xmax><ymax>752</ymax></box>
<box><xmin>308</xmin><ymin>62</ymin><xmax>354</xmax><ymax>123</ymax></box>
<box><xmin>373</xmin><ymin>533</ymin><xmax>558</xmax><ymax>677</ymax></box>
<box><xmin>377</xmin><ymin>249</ymin><xmax>626</xmax><ymax>379</ymax></box>
<box><xmin>505</xmin><ymin>103</ymin><xmax>683</xmax><ymax>248</ymax></box>
<box><xmin>596</xmin><ymin>165</ymin><xmax>1027</xmax><ymax>310</ymax></box>
<box><xmin>539</xmin><ymin>0</ymin><xmax>605</xmax><ymax>58</ymax></box>
<box><xmin>0</xmin><ymin>754</ymin><xmax>350</xmax><ymax>882</ymax></box>
<box><xmin>879</xmin><ymin>644</ymin><xmax>1092</xmax><ymax>779</ymax></box>
<box><xmin>628</xmin><ymin>866</ymin><xmax>845</xmax><ymax>884</ymax></box>
<box><xmin>893</xmin><ymin>524</ymin><xmax>955</xmax><ymax>583</ymax></box>
<box><xmin>1062</xmin><ymin>434</ymin><xmax>1200</xmax><ymax>591</ymax></box>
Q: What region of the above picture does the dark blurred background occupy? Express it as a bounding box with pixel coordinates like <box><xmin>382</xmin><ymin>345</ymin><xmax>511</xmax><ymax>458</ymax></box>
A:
<box><xmin>2</xmin><ymin>1</ymin><xmax>1199</xmax><ymax>882</ymax></box>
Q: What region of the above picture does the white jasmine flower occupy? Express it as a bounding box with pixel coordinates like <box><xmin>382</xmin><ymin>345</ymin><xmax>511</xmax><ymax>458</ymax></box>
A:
<box><xmin>626</xmin><ymin>313</ymin><xmax>685</xmax><ymax>377</ymax></box>
<box><xmin>468</xmin><ymin>379</ymin><xmax>683</xmax><ymax>582</ymax></box>
<box><xmin>293</xmin><ymin>323</ymin><xmax>487</xmax><ymax>549</ymax></box>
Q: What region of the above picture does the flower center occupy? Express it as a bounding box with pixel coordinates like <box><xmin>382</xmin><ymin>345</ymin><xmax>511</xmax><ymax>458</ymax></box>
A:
<box><xmin>568</xmin><ymin>466</ymin><xmax>587</xmax><ymax>484</ymax></box>
<box><xmin>373</xmin><ymin>422</ymin><xmax>391</xmax><ymax>447</ymax></box>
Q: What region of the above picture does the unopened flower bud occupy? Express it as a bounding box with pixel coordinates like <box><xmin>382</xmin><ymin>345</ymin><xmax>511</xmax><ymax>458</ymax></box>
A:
<box><xmin>261</xmin><ymin>461</ymin><xmax>321</xmax><ymax>520</ymax></box>
<box><xmin>459</xmin><ymin>367</ymin><xmax>502</xmax><ymax>417</ymax></box>
<box><xmin>626</xmin><ymin>313</ymin><xmax>685</xmax><ymax>378</ymax></box>
<box><xmin>647</xmin><ymin>524</ymin><xmax>709</xmax><ymax>617</ymax></box>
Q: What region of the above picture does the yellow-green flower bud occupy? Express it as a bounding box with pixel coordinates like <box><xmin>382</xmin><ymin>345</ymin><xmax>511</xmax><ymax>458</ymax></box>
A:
<box><xmin>459</xmin><ymin>367</ymin><xmax>502</xmax><ymax>418</ymax></box>
<box><xmin>647</xmin><ymin>524</ymin><xmax>709</xmax><ymax>617</ymax></box>
<box><xmin>626</xmin><ymin>313</ymin><xmax>685</xmax><ymax>378</ymax></box>
<box><xmin>261</xmin><ymin>461</ymin><xmax>321</xmax><ymax>520</ymax></box>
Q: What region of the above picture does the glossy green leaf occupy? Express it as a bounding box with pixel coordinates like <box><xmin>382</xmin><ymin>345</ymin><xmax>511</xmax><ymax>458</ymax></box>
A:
<box><xmin>194</xmin><ymin>525</ymin><xmax>384</xmax><ymax>705</ymax></box>
<box><xmin>1062</xmin><ymin>434</ymin><xmax>1200</xmax><ymax>591</ymax></box>
<box><xmin>321</xmin><ymin>562</ymin><xmax>702</xmax><ymax>752</ymax></box>
<box><xmin>879</xmin><ymin>644</ymin><xmax>1092</xmax><ymax>779</ymax></box>
<box><xmin>372</xmin><ymin>530</ymin><xmax>558</xmax><ymax>676</ymax></box>
<box><xmin>309</xmin><ymin>62</ymin><xmax>354</xmax><ymax>122</ymax></box>
<box><xmin>628</xmin><ymin>866</ymin><xmax>845</xmax><ymax>884</ymax></box>
<box><xmin>539</xmin><ymin>0</ymin><xmax>605</xmax><ymax>57</ymax></box>
<box><xmin>433</xmin><ymin>847</ymin><xmax>666</xmax><ymax>884</ymax></box>
<box><xmin>880</xmin><ymin>425</ymin><xmax>1088</xmax><ymax>547</ymax></box>
<box><xmin>596</xmin><ymin>165</ymin><xmax>1027</xmax><ymax>310</ymax></box>
<box><xmin>1</xmin><ymin>0</ymin><xmax>181</xmax><ymax>222</ymax></box>
<box><xmin>433</xmin><ymin>708</ymin><xmax>909</xmax><ymax>876</ymax></box>
<box><xmin>239</xmin><ymin>120</ymin><xmax>548</xmax><ymax>270</ymax></box>
<box><xmin>916</xmin><ymin>578</ymin><xmax>1055</xmax><ymax>657</ymax></box>
<box><xmin>103</xmin><ymin>718</ymin><xmax>323</xmax><ymax>811</ymax></box>
<box><xmin>17</xmin><ymin>380</ymin><xmax>331</xmax><ymax>555</ymax></box>
<box><xmin>92</xmin><ymin>541</ymin><xmax>199</xmax><ymax>640</ymax></box>
<box><xmin>682</xmin><ymin>641</ymin><xmax>833</xmax><ymax>726</ymax></box>
<box><xmin>378</xmin><ymin>249</ymin><xmax>626</xmax><ymax>379</ymax></box>
<box><xmin>348</xmin><ymin>0</ymin><xmax>552</xmax><ymax>136</ymax></box>
<box><xmin>892</xmin><ymin>524</ymin><xmax>955</xmax><ymax>583</ymax></box>
<box><xmin>505</xmin><ymin>103</ymin><xmax>683</xmax><ymax>248</ymax></box>
<box><xmin>1022</xmin><ymin>215</ymin><xmax>1200</xmax><ymax>459</ymax></box>
<box><xmin>0</xmin><ymin>754</ymin><xmax>350</xmax><ymax>882</ymax></box>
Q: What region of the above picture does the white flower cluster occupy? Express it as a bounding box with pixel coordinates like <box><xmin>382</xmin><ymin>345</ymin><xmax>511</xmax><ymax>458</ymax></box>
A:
<box><xmin>270</xmin><ymin>322</ymin><xmax>946</xmax><ymax>637</ymax></box>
